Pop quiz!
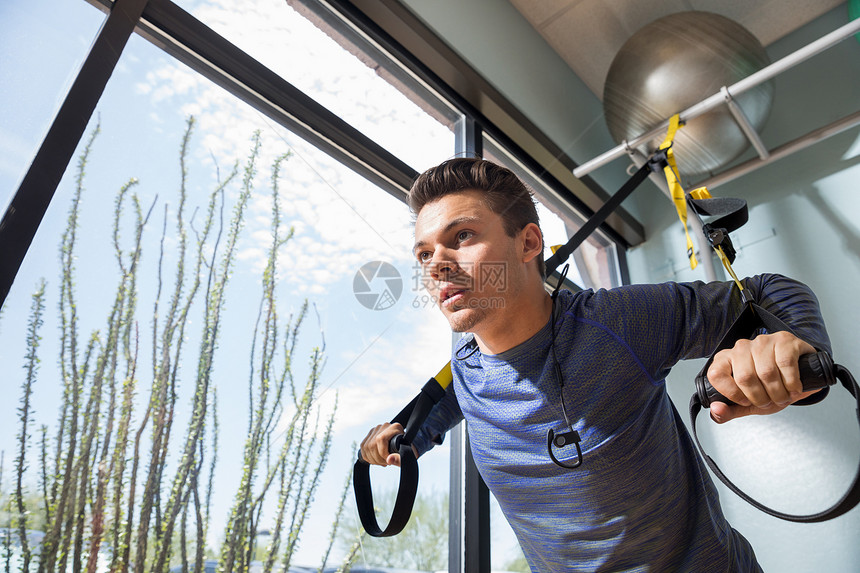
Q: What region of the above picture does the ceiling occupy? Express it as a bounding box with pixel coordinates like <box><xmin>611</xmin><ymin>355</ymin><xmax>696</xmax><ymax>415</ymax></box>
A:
<box><xmin>508</xmin><ymin>0</ymin><xmax>845</xmax><ymax>100</ymax></box>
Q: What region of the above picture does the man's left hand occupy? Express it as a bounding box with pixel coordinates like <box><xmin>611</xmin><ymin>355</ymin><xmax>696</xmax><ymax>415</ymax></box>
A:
<box><xmin>707</xmin><ymin>331</ymin><xmax>818</xmax><ymax>424</ymax></box>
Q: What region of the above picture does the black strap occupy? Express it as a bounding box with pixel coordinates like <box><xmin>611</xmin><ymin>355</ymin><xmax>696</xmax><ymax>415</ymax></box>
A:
<box><xmin>689</xmin><ymin>302</ymin><xmax>860</xmax><ymax>522</ymax></box>
<box><xmin>353</xmin><ymin>377</ymin><xmax>448</xmax><ymax>537</ymax></box>
<box><xmin>688</xmin><ymin>195</ymin><xmax>748</xmax><ymax>234</ymax></box>
<box><xmin>545</xmin><ymin>153</ymin><xmax>665</xmax><ymax>277</ymax></box>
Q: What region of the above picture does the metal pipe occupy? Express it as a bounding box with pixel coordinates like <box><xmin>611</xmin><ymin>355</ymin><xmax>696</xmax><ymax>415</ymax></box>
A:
<box><xmin>574</xmin><ymin>17</ymin><xmax>860</xmax><ymax>179</ymax></box>
<box><xmin>696</xmin><ymin>110</ymin><xmax>860</xmax><ymax>190</ymax></box>
<box><xmin>722</xmin><ymin>87</ymin><xmax>770</xmax><ymax>160</ymax></box>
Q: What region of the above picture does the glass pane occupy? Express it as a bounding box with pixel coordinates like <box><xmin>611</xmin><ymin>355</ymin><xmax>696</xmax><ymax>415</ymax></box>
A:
<box><xmin>0</xmin><ymin>26</ymin><xmax>452</xmax><ymax>572</ymax></box>
<box><xmin>484</xmin><ymin>135</ymin><xmax>622</xmax><ymax>290</ymax></box>
<box><xmin>491</xmin><ymin>494</ymin><xmax>529</xmax><ymax>572</ymax></box>
<box><xmin>0</xmin><ymin>0</ymin><xmax>104</xmax><ymax>212</ymax></box>
<box><xmin>173</xmin><ymin>0</ymin><xmax>460</xmax><ymax>173</ymax></box>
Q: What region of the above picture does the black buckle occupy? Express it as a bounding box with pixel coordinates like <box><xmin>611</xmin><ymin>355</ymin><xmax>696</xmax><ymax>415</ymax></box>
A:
<box><xmin>704</xmin><ymin>224</ymin><xmax>737</xmax><ymax>264</ymax></box>
<box><xmin>647</xmin><ymin>147</ymin><xmax>670</xmax><ymax>172</ymax></box>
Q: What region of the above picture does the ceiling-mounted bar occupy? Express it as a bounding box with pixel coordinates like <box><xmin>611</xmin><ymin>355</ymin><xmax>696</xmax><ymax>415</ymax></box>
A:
<box><xmin>696</xmin><ymin>109</ymin><xmax>860</xmax><ymax>190</ymax></box>
<box><xmin>573</xmin><ymin>17</ymin><xmax>860</xmax><ymax>179</ymax></box>
<box><xmin>721</xmin><ymin>87</ymin><xmax>770</xmax><ymax>160</ymax></box>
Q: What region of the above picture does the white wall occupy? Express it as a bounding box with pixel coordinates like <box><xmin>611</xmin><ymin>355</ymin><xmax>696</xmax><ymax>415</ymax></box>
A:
<box><xmin>400</xmin><ymin>0</ymin><xmax>634</xmax><ymax>198</ymax></box>
<box><xmin>402</xmin><ymin>1</ymin><xmax>860</xmax><ymax>570</ymax></box>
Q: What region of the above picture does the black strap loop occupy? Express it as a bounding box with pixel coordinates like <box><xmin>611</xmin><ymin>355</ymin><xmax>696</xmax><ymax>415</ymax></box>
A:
<box><xmin>689</xmin><ymin>302</ymin><xmax>860</xmax><ymax>522</ymax></box>
<box><xmin>687</xmin><ymin>195</ymin><xmax>748</xmax><ymax>235</ymax></box>
<box><xmin>353</xmin><ymin>376</ymin><xmax>448</xmax><ymax>537</ymax></box>
<box><xmin>353</xmin><ymin>439</ymin><xmax>419</xmax><ymax>537</ymax></box>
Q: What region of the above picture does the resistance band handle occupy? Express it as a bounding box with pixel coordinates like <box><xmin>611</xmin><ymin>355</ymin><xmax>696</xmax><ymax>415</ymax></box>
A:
<box><xmin>353</xmin><ymin>439</ymin><xmax>418</xmax><ymax>537</ymax></box>
<box><xmin>353</xmin><ymin>372</ymin><xmax>450</xmax><ymax>537</ymax></box>
<box><xmin>354</xmin><ymin>434</ymin><xmax>404</xmax><ymax>466</ymax></box>
<box><xmin>690</xmin><ymin>363</ymin><xmax>860</xmax><ymax>523</ymax></box>
<box><xmin>695</xmin><ymin>351</ymin><xmax>837</xmax><ymax>407</ymax></box>
<box><xmin>688</xmin><ymin>296</ymin><xmax>860</xmax><ymax>522</ymax></box>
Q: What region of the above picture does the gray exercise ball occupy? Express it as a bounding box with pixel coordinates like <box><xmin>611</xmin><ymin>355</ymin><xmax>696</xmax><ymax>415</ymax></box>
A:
<box><xmin>603</xmin><ymin>11</ymin><xmax>773</xmax><ymax>176</ymax></box>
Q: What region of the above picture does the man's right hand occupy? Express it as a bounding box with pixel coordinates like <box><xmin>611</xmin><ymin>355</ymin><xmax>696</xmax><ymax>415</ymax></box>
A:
<box><xmin>360</xmin><ymin>422</ymin><xmax>411</xmax><ymax>467</ymax></box>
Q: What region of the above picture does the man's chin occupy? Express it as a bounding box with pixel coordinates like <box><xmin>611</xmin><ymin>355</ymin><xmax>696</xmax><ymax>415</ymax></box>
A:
<box><xmin>443</xmin><ymin>306</ymin><xmax>485</xmax><ymax>333</ymax></box>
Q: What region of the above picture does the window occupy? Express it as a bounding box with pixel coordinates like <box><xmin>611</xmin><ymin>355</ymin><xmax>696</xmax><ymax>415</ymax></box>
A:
<box><xmin>0</xmin><ymin>2</ymin><xmax>455</xmax><ymax>570</ymax></box>
<box><xmin>172</xmin><ymin>0</ymin><xmax>460</xmax><ymax>173</ymax></box>
<box><xmin>0</xmin><ymin>1</ymin><xmax>103</xmax><ymax>211</ymax></box>
<box><xmin>1</xmin><ymin>1</ymin><xmax>628</xmax><ymax>572</ymax></box>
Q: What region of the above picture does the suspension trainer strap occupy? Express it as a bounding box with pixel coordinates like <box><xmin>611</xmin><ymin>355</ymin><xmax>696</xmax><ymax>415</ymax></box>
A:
<box><xmin>670</xmin><ymin>152</ymin><xmax>860</xmax><ymax>521</ymax></box>
<box><xmin>658</xmin><ymin>114</ymin><xmax>699</xmax><ymax>270</ymax></box>
<box><xmin>689</xmin><ymin>300</ymin><xmax>860</xmax><ymax>522</ymax></box>
<box><xmin>353</xmin><ymin>363</ymin><xmax>452</xmax><ymax>537</ymax></box>
<box><xmin>545</xmin><ymin>156</ymin><xmax>659</xmax><ymax>276</ymax></box>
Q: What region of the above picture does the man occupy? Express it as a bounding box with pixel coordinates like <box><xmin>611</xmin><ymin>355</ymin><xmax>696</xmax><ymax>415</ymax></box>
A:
<box><xmin>360</xmin><ymin>158</ymin><xmax>829</xmax><ymax>571</ymax></box>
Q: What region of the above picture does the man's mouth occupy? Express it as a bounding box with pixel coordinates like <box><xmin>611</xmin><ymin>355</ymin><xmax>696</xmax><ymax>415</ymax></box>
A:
<box><xmin>440</xmin><ymin>285</ymin><xmax>467</xmax><ymax>306</ymax></box>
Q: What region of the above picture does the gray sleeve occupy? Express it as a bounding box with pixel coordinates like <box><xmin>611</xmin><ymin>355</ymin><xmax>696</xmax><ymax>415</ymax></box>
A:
<box><xmin>590</xmin><ymin>273</ymin><xmax>831</xmax><ymax>380</ymax></box>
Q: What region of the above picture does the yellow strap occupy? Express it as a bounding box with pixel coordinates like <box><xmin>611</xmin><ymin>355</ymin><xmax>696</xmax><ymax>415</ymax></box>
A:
<box><xmin>435</xmin><ymin>361</ymin><xmax>453</xmax><ymax>389</ymax></box>
<box><xmin>659</xmin><ymin>114</ymin><xmax>698</xmax><ymax>270</ymax></box>
<box><xmin>714</xmin><ymin>246</ymin><xmax>745</xmax><ymax>293</ymax></box>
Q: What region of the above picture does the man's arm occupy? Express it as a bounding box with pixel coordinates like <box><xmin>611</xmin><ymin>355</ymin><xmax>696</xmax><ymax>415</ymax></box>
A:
<box><xmin>706</xmin><ymin>273</ymin><xmax>831</xmax><ymax>423</ymax></box>
<box><xmin>359</xmin><ymin>384</ymin><xmax>463</xmax><ymax>467</ymax></box>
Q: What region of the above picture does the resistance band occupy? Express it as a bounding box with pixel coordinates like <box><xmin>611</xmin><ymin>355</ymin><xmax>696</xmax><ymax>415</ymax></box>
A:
<box><xmin>353</xmin><ymin>362</ymin><xmax>451</xmax><ymax>537</ymax></box>
<box><xmin>684</xmin><ymin>185</ymin><xmax>860</xmax><ymax>522</ymax></box>
<box><xmin>657</xmin><ymin>124</ymin><xmax>860</xmax><ymax>521</ymax></box>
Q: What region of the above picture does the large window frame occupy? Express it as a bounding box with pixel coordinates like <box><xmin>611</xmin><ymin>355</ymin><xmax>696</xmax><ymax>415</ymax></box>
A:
<box><xmin>0</xmin><ymin>0</ymin><xmax>640</xmax><ymax>570</ymax></box>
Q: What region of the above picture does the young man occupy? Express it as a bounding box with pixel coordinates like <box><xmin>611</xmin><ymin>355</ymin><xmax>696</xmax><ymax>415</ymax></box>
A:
<box><xmin>360</xmin><ymin>158</ymin><xmax>829</xmax><ymax>572</ymax></box>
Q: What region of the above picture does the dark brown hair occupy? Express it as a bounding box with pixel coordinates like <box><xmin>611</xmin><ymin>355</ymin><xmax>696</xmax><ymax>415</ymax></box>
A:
<box><xmin>408</xmin><ymin>157</ymin><xmax>545</xmax><ymax>276</ymax></box>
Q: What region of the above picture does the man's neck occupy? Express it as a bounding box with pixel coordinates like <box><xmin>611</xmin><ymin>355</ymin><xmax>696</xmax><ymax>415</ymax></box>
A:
<box><xmin>473</xmin><ymin>290</ymin><xmax>554</xmax><ymax>355</ymax></box>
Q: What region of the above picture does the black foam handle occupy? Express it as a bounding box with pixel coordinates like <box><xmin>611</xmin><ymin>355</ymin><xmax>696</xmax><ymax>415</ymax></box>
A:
<box><xmin>695</xmin><ymin>351</ymin><xmax>836</xmax><ymax>407</ymax></box>
<box><xmin>388</xmin><ymin>433</ymin><xmax>403</xmax><ymax>454</ymax></box>
<box><xmin>356</xmin><ymin>433</ymin><xmax>405</xmax><ymax>466</ymax></box>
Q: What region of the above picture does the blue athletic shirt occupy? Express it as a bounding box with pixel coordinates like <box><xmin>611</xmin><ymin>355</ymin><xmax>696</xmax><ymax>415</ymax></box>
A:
<box><xmin>411</xmin><ymin>275</ymin><xmax>830</xmax><ymax>572</ymax></box>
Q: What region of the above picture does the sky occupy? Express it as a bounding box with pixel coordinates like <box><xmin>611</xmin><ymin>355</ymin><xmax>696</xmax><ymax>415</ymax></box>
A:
<box><xmin>0</xmin><ymin>0</ymin><xmax>553</xmax><ymax>568</ymax></box>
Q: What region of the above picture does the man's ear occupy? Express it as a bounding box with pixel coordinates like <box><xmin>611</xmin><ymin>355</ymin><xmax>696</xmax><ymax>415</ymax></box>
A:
<box><xmin>520</xmin><ymin>223</ymin><xmax>543</xmax><ymax>264</ymax></box>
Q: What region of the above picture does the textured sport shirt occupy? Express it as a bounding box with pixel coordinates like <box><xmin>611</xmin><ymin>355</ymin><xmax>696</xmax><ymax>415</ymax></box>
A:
<box><xmin>412</xmin><ymin>275</ymin><xmax>830</xmax><ymax>572</ymax></box>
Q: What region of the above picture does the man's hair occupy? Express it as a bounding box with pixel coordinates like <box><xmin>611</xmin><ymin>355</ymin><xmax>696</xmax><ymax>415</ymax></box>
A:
<box><xmin>408</xmin><ymin>157</ymin><xmax>545</xmax><ymax>277</ymax></box>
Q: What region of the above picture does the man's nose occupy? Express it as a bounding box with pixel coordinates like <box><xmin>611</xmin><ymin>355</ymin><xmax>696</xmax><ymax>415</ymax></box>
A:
<box><xmin>429</xmin><ymin>247</ymin><xmax>457</xmax><ymax>280</ymax></box>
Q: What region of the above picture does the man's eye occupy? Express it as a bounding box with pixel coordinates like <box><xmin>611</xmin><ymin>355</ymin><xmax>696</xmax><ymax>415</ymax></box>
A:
<box><xmin>457</xmin><ymin>230</ymin><xmax>473</xmax><ymax>242</ymax></box>
<box><xmin>418</xmin><ymin>251</ymin><xmax>432</xmax><ymax>263</ymax></box>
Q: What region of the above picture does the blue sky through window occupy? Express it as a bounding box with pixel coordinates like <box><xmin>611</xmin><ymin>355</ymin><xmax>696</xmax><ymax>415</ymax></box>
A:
<box><xmin>0</xmin><ymin>0</ymin><xmax>458</xmax><ymax>568</ymax></box>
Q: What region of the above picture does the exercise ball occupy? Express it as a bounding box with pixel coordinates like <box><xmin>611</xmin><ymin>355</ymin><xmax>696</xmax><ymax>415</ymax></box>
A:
<box><xmin>603</xmin><ymin>12</ymin><xmax>773</xmax><ymax>176</ymax></box>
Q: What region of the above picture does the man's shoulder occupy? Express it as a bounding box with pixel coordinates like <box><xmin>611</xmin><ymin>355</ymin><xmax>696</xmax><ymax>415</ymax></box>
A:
<box><xmin>558</xmin><ymin>281</ymin><xmax>684</xmax><ymax>314</ymax></box>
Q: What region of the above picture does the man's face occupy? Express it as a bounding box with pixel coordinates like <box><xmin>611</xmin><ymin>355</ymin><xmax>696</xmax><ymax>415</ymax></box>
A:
<box><xmin>412</xmin><ymin>189</ymin><xmax>528</xmax><ymax>335</ymax></box>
